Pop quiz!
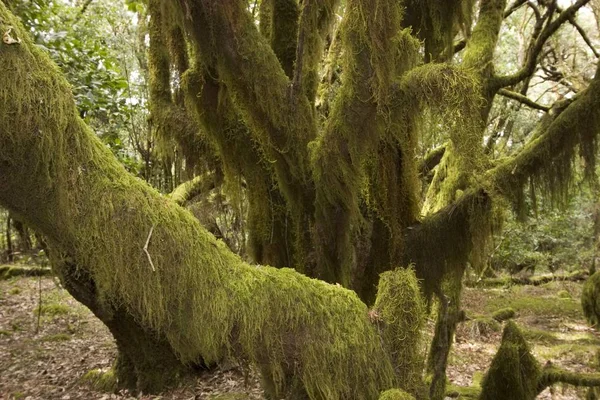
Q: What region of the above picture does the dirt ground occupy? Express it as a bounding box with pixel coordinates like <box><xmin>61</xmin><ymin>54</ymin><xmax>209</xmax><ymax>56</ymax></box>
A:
<box><xmin>0</xmin><ymin>271</ymin><xmax>598</xmax><ymax>399</ymax></box>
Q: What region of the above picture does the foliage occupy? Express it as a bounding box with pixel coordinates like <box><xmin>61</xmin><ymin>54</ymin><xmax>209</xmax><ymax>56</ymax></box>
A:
<box><xmin>491</xmin><ymin>192</ymin><xmax>597</xmax><ymax>274</ymax></box>
<box><xmin>9</xmin><ymin>0</ymin><xmax>146</xmax><ymax>174</ymax></box>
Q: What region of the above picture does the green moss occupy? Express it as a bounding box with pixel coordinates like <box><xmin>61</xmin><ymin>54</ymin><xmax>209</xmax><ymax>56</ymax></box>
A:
<box><xmin>41</xmin><ymin>333</ymin><xmax>71</xmax><ymax>342</ymax></box>
<box><xmin>310</xmin><ymin>1</ymin><xmax>422</xmax><ymax>287</ymax></box>
<box><xmin>81</xmin><ymin>368</ymin><xmax>117</xmax><ymax>392</ymax></box>
<box><xmin>374</xmin><ymin>268</ymin><xmax>427</xmax><ymax>395</ymax></box>
<box><xmin>0</xmin><ymin>9</ymin><xmax>399</xmax><ymax>396</ymax></box>
<box><xmin>485</xmin><ymin>292</ymin><xmax>580</xmax><ymax>319</ymax></box>
<box><xmin>557</xmin><ymin>290</ymin><xmax>571</xmax><ymax>299</ymax></box>
<box><xmin>479</xmin><ymin>322</ymin><xmax>540</xmax><ymax>400</ymax></box>
<box><xmin>488</xmin><ymin>67</ymin><xmax>600</xmax><ymax>215</ymax></box>
<box><xmin>0</xmin><ymin>330</ymin><xmax>12</xmax><ymax>336</ymax></box>
<box><xmin>583</xmin><ymin>272</ymin><xmax>600</xmax><ymax>328</ymax></box>
<box><xmin>0</xmin><ymin>264</ymin><xmax>52</xmax><ymax>280</ymax></box>
<box><xmin>491</xmin><ymin>307</ymin><xmax>515</xmax><ymax>322</ymax></box>
<box><xmin>445</xmin><ymin>384</ymin><xmax>481</xmax><ymax>399</ymax></box>
<box><xmin>265</xmin><ymin>0</ymin><xmax>299</xmax><ymax>78</ymax></box>
<box><xmin>521</xmin><ymin>327</ymin><xmax>559</xmax><ymax>344</ymax></box>
<box><xmin>378</xmin><ymin>388</ymin><xmax>415</xmax><ymax>400</ymax></box>
<box><xmin>9</xmin><ymin>287</ymin><xmax>21</xmax><ymax>295</ymax></box>
<box><xmin>34</xmin><ymin>303</ymin><xmax>71</xmax><ymax>317</ymax></box>
<box><xmin>467</xmin><ymin>317</ymin><xmax>501</xmax><ymax>337</ymax></box>
<box><xmin>403</xmin><ymin>0</ymin><xmax>475</xmax><ymax>62</ymax></box>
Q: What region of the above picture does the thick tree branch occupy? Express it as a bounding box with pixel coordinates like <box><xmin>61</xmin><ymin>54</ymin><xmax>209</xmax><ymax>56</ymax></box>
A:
<box><xmin>497</xmin><ymin>88</ymin><xmax>550</xmax><ymax>111</ymax></box>
<box><xmin>494</xmin><ymin>0</ymin><xmax>592</xmax><ymax>88</ymax></box>
<box><xmin>0</xmin><ymin>5</ymin><xmax>403</xmax><ymax>398</ymax></box>
<box><xmin>292</xmin><ymin>0</ymin><xmax>339</xmax><ymax>103</ymax></box>
<box><xmin>488</xmin><ymin>64</ymin><xmax>600</xmax><ymax>203</ymax></box>
<box><xmin>176</xmin><ymin>0</ymin><xmax>316</xmax><ymax>212</ymax></box>
<box><xmin>537</xmin><ymin>367</ymin><xmax>600</xmax><ymax>393</ymax></box>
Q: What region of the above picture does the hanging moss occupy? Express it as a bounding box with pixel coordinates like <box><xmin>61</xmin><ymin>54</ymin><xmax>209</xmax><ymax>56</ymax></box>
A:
<box><xmin>582</xmin><ymin>271</ymin><xmax>600</xmax><ymax>329</ymax></box>
<box><xmin>479</xmin><ymin>322</ymin><xmax>540</xmax><ymax>400</ymax></box>
<box><xmin>310</xmin><ymin>0</ymin><xmax>421</xmax><ymax>287</ymax></box>
<box><xmin>295</xmin><ymin>0</ymin><xmax>340</xmax><ymax>103</ymax></box>
<box><xmin>373</xmin><ymin>268</ymin><xmax>427</xmax><ymax>396</ymax></box>
<box><xmin>488</xmin><ymin>65</ymin><xmax>600</xmax><ymax>216</ymax></box>
<box><xmin>147</xmin><ymin>0</ymin><xmax>206</xmax><ymax>172</ymax></box>
<box><xmin>180</xmin><ymin>0</ymin><xmax>316</xmax><ymax>220</ymax></box>
<box><xmin>0</xmin><ymin>6</ymin><xmax>413</xmax><ymax>398</ymax></box>
<box><xmin>180</xmin><ymin>63</ymin><xmax>295</xmax><ymax>268</ymax></box>
<box><xmin>403</xmin><ymin>0</ymin><xmax>476</xmax><ymax>62</ymax></box>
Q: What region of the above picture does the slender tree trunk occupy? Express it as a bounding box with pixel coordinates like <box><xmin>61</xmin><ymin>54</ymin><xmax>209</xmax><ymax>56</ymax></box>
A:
<box><xmin>6</xmin><ymin>215</ymin><xmax>13</xmax><ymax>263</ymax></box>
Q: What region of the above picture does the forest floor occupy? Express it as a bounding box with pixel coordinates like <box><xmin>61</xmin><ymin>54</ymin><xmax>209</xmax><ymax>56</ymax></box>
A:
<box><xmin>0</xmin><ymin>267</ymin><xmax>598</xmax><ymax>400</ymax></box>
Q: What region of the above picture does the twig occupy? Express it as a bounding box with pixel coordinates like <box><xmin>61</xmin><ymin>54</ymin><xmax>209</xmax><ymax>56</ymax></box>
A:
<box><xmin>143</xmin><ymin>225</ymin><xmax>156</xmax><ymax>272</ymax></box>
<box><xmin>35</xmin><ymin>264</ymin><xmax>43</xmax><ymax>333</ymax></box>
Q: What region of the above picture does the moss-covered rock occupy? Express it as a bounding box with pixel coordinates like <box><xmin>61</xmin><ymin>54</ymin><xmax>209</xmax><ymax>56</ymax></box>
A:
<box><xmin>582</xmin><ymin>272</ymin><xmax>600</xmax><ymax>328</ymax></box>
<box><xmin>491</xmin><ymin>307</ymin><xmax>515</xmax><ymax>322</ymax></box>
<box><xmin>479</xmin><ymin>321</ymin><xmax>540</xmax><ymax>400</ymax></box>
<box><xmin>446</xmin><ymin>383</ymin><xmax>481</xmax><ymax>399</ymax></box>
<box><xmin>378</xmin><ymin>388</ymin><xmax>415</xmax><ymax>400</ymax></box>
<box><xmin>468</xmin><ymin>317</ymin><xmax>501</xmax><ymax>337</ymax></box>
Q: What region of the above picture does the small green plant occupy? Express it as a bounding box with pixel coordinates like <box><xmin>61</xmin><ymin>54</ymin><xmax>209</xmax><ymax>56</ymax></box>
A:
<box><xmin>81</xmin><ymin>368</ymin><xmax>117</xmax><ymax>392</ymax></box>
<box><xmin>41</xmin><ymin>333</ymin><xmax>71</xmax><ymax>342</ymax></box>
<box><xmin>9</xmin><ymin>287</ymin><xmax>21</xmax><ymax>295</ymax></box>
<box><xmin>33</xmin><ymin>303</ymin><xmax>71</xmax><ymax>317</ymax></box>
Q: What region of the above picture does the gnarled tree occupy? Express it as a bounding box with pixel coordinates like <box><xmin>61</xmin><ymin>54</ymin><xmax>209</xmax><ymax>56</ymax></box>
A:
<box><xmin>2</xmin><ymin>0</ymin><xmax>600</xmax><ymax>398</ymax></box>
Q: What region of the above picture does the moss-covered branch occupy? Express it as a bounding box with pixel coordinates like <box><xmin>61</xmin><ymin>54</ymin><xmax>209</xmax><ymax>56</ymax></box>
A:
<box><xmin>180</xmin><ymin>63</ymin><xmax>294</xmax><ymax>268</ymax></box>
<box><xmin>260</xmin><ymin>0</ymin><xmax>299</xmax><ymax>78</ymax></box>
<box><xmin>488</xmin><ymin>64</ymin><xmax>600</xmax><ymax>209</ymax></box>
<box><xmin>311</xmin><ymin>0</ymin><xmax>418</xmax><ymax>287</ymax></box>
<box><xmin>461</xmin><ymin>0</ymin><xmax>506</xmax><ymax>74</ymax></box>
<box><xmin>537</xmin><ymin>367</ymin><xmax>600</xmax><ymax>393</ymax></box>
<box><xmin>0</xmin><ymin>6</ymin><xmax>433</xmax><ymax>398</ymax></box>
<box><xmin>176</xmin><ymin>0</ymin><xmax>316</xmax><ymax>215</ymax></box>
<box><xmin>147</xmin><ymin>0</ymin><xmax>205</xmax><ymax>171</ymax></box>
<box><xmin>170</xmin><ymin>173</ymin><xmax>216</xmax><ymax>206</ymax></box>
<box><xmin>293</xmin><ymin>0</ymin><xmax>339</xmax><ymax>103</ymax></box>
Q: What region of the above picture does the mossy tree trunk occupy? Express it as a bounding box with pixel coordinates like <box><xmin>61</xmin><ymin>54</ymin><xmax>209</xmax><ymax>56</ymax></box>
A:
<box><xmin>0</xmin><ymin>6</ymin><xmax>425</xmax><ymax>399</ymax></box>
<box><xmin>3</xmin><ymin>0</ymin><xmax>600</xmax><ymax>397</ymax></box>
